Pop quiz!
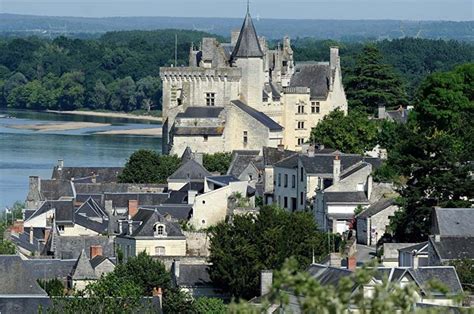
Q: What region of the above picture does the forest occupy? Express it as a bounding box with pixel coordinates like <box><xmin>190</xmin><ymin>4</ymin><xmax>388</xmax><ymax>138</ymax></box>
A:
<box><xmin>0</xmin><ymin>30</ymin><xmax>472</xmax><ymax>113</ymax></box>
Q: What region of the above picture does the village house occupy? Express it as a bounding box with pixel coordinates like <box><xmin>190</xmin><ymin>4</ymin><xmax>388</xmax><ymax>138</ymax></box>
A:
<box><xmin>160</xmin><ymin>9</ymin><xmax>347</xmax><ymax>155</ymax></box>
<box><xmin>356</xmin><ymin>198</ymin><xmax>399</xmax><ymax>245</ymax></box>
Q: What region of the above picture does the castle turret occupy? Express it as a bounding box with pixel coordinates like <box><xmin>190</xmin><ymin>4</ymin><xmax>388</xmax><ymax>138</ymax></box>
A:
<box><xmin>231</xmin><ymin>9</ymin><xmax>264</xmax><ymax>107</ymax></box>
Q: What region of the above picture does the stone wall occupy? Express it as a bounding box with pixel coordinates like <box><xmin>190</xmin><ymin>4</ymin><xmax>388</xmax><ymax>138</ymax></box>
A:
<box><xmin>183</xmin><ymin>231</ymin><xmax>210</xmax><ymax>257</ymax></box>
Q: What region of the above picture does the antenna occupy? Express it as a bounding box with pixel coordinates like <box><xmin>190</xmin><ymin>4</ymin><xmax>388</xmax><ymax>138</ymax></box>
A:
<box><xmin>174</xmin><ymin>33</ymin><xmax>178</xmax><ymax>67</ymax></box>
<box><xmin>247</xmin><ymin>0</ymin><xmax>250</xmax><ymax>13</ymax></box>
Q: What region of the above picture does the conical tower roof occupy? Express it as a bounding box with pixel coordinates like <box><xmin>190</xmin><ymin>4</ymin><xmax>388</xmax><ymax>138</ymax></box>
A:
<box><xmin>71</xmin><ymin>249</ymin><xmax>97</xmax><ymax>280</ymax></box>
<box><xmin>232</xmin><ymin>10</ymin><xmax>263</xmax><ymax>59</ymax></box>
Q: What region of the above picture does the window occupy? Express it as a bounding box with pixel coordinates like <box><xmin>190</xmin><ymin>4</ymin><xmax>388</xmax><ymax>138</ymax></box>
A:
<box><xmin>243</xmin><ymin>131</ymin><xmax>248</xmax><ymax>145</ymax></box>
<box><xmin>205</xmin><ymin>92</ymin><xmax>215</xmax><ymax>106</ymax></box>
<box><xmin>284</xmin><ymin>197</ymin><xmax>288</xmax><ymax>208</ymax></box>
<box><xmin>203</xmin><ymin>135</ymin><xmax>208</xmax><ymax>142</ymax></box>
<box><xmin>297</xmin><ymin>104</ymin><xmax>305</xmax><ymax>114</ymax></box>
<box><xmin>292</xmin><ymin>175</ymin><xmax>296</xmax><ymax>188</ymax></box>
<box><xmin>153</xmin><ymin>224</ymin><xmax>166</xmax><ymax>237</ymax></box>
<box><xmin>311</xmin><ymin>101</ymin><xmax>320</xmax><ymax>113</ymax></box>
<box><xmin>298</xmin><ymin>138</ymin><xmax>305</xmax><ymax>146</ymax></box>
<box><xmin>297</xmin><ymin>121</ymin><xmax>305</xmax><ymax>130</ymax></box>
<box><xmin>155</xmin><ymin>246</ymin><xmax>166</xmax><ymax>256</ymax></box>
<box><xmin>278</xmin><ymin>173</ymin><xmax>281</xmax><ymax>186</ymax></box>
<box><xmin>284</xmin><ymin>174</ymin><xmax>288</xmax><ymax>187</ymax></box>
<box><xmin>278</xmin><ymin>196</ymin><xmax>281</xmax><ymax>206</ymax></box>
<box><xmin>300</xmin><ymin>167</ymin><xmax>304</xmax><ymax>182</ymax></box>
<box><xmin>300</xmin><ymin>192</ymin><xmax>304</xmax><ymax>205</ymax></box>
<box><xmin>58</xmin><ymin>225</ymin><xmax>65</xmax><ymax>232</ymax></box>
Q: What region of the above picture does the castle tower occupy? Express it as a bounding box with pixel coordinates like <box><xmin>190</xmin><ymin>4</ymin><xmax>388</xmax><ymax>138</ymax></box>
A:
<box><xmin>231</xmin><ymin>8</ymin><xmax>264</xmax><ymax>107</ymax></box>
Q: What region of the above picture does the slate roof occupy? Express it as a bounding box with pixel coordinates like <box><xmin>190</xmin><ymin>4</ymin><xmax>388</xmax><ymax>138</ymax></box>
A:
<box><xmin>394</xmin><ymin>267</ymin><xmax>463</xmax><ymax>296</ymax></box>
<box><xmin>207</xmin><ymin>175</ymin><xmax>241</xmax><ymax>186</ymax></box>
<box><xmin>398</xmin><ymin>242</ymin><xmax>428</xmax><ymax>253</ymax></box>
<box><xmin>232</xmin><ymin>100</ymin><xmax>283</xmax><ymax>131</ymax></box>
<box><xmin>263</xmin><ymin>146</ymin><xmax>296</xmax><ymax>166</ymax></box>
<box><xmin>324</xmin><ymin>191</ymin><xmax>369</xmax><ymax>204</ymax></box>
<box><xmin>70</xmin><ymin>250</ymin><xmax>97</xmax><ymax>280</ymax></box>
<box><xmin>386</xmin><ymin>108</ymin><xmax>409</xmax><ymax>124</ymax></box>
<box><xmin>289</xmin><ymin>63</ymin><xmax>330</xmax><ymax>99</ymax></box>
<box><xmin>24</xmin><ymin>259</ymin><xmax>76</xmax><ymax>281</ymax></box>
<box><xmin>168</xmin><ymin>159</ymin><xmax>212</xmax><ymax>181</ymax></box>
<box><xmin>227</xmin><ymin>150</ymin><xmax>262</xmax><ymax>178</ymax></box>
<box><xmin>300</xmin><ymin>154</ymin><xmax>363</xmax><ymax>175</ymax></box>
<box><xmin>10</xmin><ymin>232</ymin><xmax>44</xmax><ymax>253</ymax></box>
<box><xmin>130</xmin><ymin>209</ymin><xmax>185</xmax><ymax>238</ymax></box>
<box><xmin>157</xmin><ymin>205</ymin><xmax>193</xmax><ymax>221</ymax></box>
<box><xmin>27</xmin><ymin>200</ymin><xmax>74</xmax><ymax>223</ymax></box>
<box><xmin>75</xmin><ymin>197</ymin><xmax>107</xmax><ymax>219</ymax></box>
<box><xmin>357</xmin><ymin>198</ymin><xmax>396</xmax><ymax>219</ymax></box>
<box><xmin>176</xmin><ymin>264</ymin><xmax>213</xmax><ymax>287</ymax></box>
<box><xmin>74</xmin><ymin>183</ymin><xmax>166</xmax><ymax>194</ymax></box>
<box><xmin>104</xmin><ymin>193</ymin><xmax>169</xmax><ymax>208</ymax></box>
<box><xmin>53</xmin><ymin>236</ymin><xmax>115</xmax><ymax>260</ymax></box>
<box><xmin>0</xmin><ymin>255</ymin><xmax>47</xmax><ymax>295</ymax></box>
<box><xmin>307</xmin><ymin>264</ymin><xmax>355</xmax><ymax>288</ymax></box>
<box><xmin>52</xmin><ymin>167</ymin><xmax>123</xmax><ymax>183</ymax></box>
<box><xmin>74</xmin><ymin>214</ymin><xmax>108</xmax><ymax>234</ymax></box>
<box><xmin>429</xmin><ymin>236</ymin><xmax>474</xmax><ymax>261</ymax></box>
<box><xmin>90</xmin><ymin>255</ymin><xmax>113</xmax><ymax>269</ymax></box>
<box><xmin>163</xmin><ymin>191</ymin><xmax>189</xmax><ymax>204</ymax></box>
<box><xmin>383</xmin><ymin>243</ymin><xmax>419</xmax><ymax>260</ymax></box>
<box><xmin>40</xmin><ymin>179</ymin><xmax>74</xmax><ymax>200</ymax></box>
<box><xmin>173</xmin><ymin>127</ymin><xmax>224</xmax><ymax>136</ymax></box>
<box><xmin>231</xmin><ymin>11</ymin><xmax>264</xmax><ymax>58</ymax></box>
<box><xmin>178</xmin><ymin>182</ymin><xmax>205</xmax><ymax>193</ymax></box>
<box><xmin>432</xmin><ymin>208</ymin><xmax>474</xmax><ymax>236</ymax></box>
<box><xmin>176</xmin><ymin>106</ymin><xmax>224</xmax><ymax>119</ymax></box>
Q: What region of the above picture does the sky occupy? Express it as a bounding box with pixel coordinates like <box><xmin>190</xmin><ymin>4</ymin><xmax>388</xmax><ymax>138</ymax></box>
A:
<box><xmin>1</xmin><ymin>0</ymin><xmax>473</xmax><ymax>21</ymax></box>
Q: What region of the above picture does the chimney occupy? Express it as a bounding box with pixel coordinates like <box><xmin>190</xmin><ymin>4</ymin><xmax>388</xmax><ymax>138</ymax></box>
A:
<box><xmin>173</xmin><ymin>260</ymin><xmax>180</xmax><ymax>279</ymax></box>
<box><xmin>307</xmin><ymin>144</ymin><xmax>315</xmax><ymax>157</ymax></box>
<box><xmin>128</xmin><ymin>221</ymin><xmax>133</xmax><ymax>235</ymax></box>
<box><xmin>152</xmin><ymin>287</ymin><xmax>163</xmax><ymax>310</ymax></box>
<box><xmin>29</xmin><ymin>228</ymin><xmax>34</xmax><ymax>244</ymax></box>
<box><xmin>333</xmin><ymin>154</ymin><xmax>341</xmax><ymax>183</ymax></box>
<box><xmin>330</xmin><ymin>46</ymin><xmax>339</xmax><ymax>71</ymax></box>
<box><xmin>188</xmin><ymin>190</ymin><xmax>198</xmax><ymax>205</ymax></box>
<box><xmin>57</xmin><ymin>159</ymin><xmax>64</xmax><ymax>170</ymax></box>
<box><xmin>128</xmin><ymin>200</ymin><xmax>138</xmax><ymax>218</ymax></box>
<box><xmin>44</xmin><ymin>228</ymin><xmax>51</xmax><ymax>242</ymax></box>
<box><xmin>118</xmin><ymin>221</ymin><xmax>123</xmax><ymax>234</ymax></box>
<box><xmin>104</xmin><ymin>200</ymin><xmax>113</xmax><ymax>217</ymax></box>
<box><xmin>329</xmin><ymin>252</ymin><xmax>342</xmax><ymax>268</ymax></box>
<box><xmin>378</xmin><ymin>105</ymin><xmax>386</xmax><ymax>119</ymax></box>
<box><xmin>28</xmin><ymin>176</ymin><xmax>41</xmax><ymax>195</ymax></box>
<box><xmin>90</xmin><ymin>245</ymin><xmax>103</xmax><ymax>259</ymax></box>
<box><xmin>277</xmin><ymin>143</ymin><xmax>284</xmax><ymax>152</ymax></box>
<box><xmin>347</xmin><ymin>255</ymin><xmax>357</xmax><ymax>271</ymax></box>
<box><xmin>435</xmin><ymin>234</ymin><xmax>441</xmax><ymax>243</ymax></box>
<box><xmin>260</xmin><ymin>270</ymin><xmax>273</xmax><ymax>296</ymax></box>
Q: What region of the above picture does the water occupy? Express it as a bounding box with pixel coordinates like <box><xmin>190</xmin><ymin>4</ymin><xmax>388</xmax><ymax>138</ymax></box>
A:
<box><xmin>0</xmin><ymin>110</ymin><xmax>162</xmax><ymax>209</ymax></box>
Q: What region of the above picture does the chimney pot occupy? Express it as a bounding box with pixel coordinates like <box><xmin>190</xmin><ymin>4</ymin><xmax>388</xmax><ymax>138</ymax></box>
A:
<box><xmin>128</xmin><ymin>200</ymin><xmax>138</xmax><ymax>218</ymax></box>
<box><xmin>90</xmin><ymin>245</ymin><xmax>103</xmax><ymax>259</ymax></box>
<box><xmin>57</xmin><ymin>159</ymin><xmax>64</xmax><ymax>170</ymax></box>
<box><xmin>347</xmin><ymin>255</ymin><xmax>357</xmax><ymax>271</ymax></box>
<box><xmin>277</xmin><ymin>143</ymin><xmax>284</xmax><ymax>152</ymax></box>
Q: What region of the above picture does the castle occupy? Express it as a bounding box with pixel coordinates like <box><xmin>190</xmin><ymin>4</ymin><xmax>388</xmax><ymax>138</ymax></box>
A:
<box><xmin>160</xmin><ymin>8</ymin><xmax>347</xmax><ymax>156</ymax></box>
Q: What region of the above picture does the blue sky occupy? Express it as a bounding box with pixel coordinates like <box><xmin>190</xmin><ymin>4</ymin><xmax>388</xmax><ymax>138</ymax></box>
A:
<box><xmin>1</xmin><ymin>0</ymin><xmax>473</xmax><ymax>20</ymax></box>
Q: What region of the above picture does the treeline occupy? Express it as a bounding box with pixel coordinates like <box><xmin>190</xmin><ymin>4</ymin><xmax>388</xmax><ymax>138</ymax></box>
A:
<box><xmin>0</xmin><ymin>30</ymin><xmax>217</xmax><ymax>112</ymax></box>
<box><xmin>0</xmin><ymin>31</ymin><xmax>472</xmax><ymax>112</ymax></box>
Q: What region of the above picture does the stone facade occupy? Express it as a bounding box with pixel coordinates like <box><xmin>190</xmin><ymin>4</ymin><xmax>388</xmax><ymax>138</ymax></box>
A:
<box><xmin>160</xmin><ymin>9</ymin><xmax>347</xmax><ymax>155</ymax></box>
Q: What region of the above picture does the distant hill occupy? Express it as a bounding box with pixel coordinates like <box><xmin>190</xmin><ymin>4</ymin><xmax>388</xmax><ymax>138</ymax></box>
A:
<box><xmin>1</xmin><ymin>14</ymin><xmax>473</xmax><ymax>42</ymax></box>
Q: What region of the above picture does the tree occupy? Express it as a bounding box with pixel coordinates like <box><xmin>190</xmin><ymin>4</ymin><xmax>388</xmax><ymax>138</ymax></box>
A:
<box><xmin>208</xmin><ymin>206</ymin><xmax>336</xmax><ymax>299</ymax></box>
<box><xmin>194</xmin><ymin>297</ymin><xmax>227</xmax><ymax>314</ymax></box>
<box><xmin>37</xmin><ymin>278</ymin><xmax>65</xmax><ymax>296</ymax></box>
<box><xmin>203</xmin><ymin>152</ymin><xmax>233</xmax><ymax>174</ymax></box>
<box><xmin>387</xmin><ymin>65</ymin><xmax>473</xmax><ymax>242</ymax></box>
<box><xmin>310</xmin><ymin>109</ymin><xmax>378</xmax><ymax>154</ymax></box>
<box><xmin>57</xmin><ymin>71</ymin><xmax>85</xmax><ymax>111</ymax></box>
<box><xmin>449</xmin><ymin>259</ymin><xmax>474</xmax><ymax>292</ymax></box>
<box><xmin>118</xmin><ymin>149</ymin><xmax>180</xmax><ymax>184</ymax></box>
<box><xmin>136</xmin><ymin>76</ymin><xmax>161</xmax><ymax>112</ymax></box>
<box><xmin>91</xmin><ymin>80</ymin><xmax>110</xmax><ymax>110</ymax></box>
<box><xmin>345</xmin><ymin>44</ymin><xmax>408</xmax><ymax>114</ymax></box>
<box><xmin>0</xmin><ymin>240</ymin><xmax>16</xmax><ymax>255</ymax></box>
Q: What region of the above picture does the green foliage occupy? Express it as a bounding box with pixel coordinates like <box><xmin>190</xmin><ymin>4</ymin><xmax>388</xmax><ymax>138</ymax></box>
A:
<box><xmin>387</xmin><ymin>64</ymin><xmax>473</xmax><ymax>242</ymax></box>
<box><xmin>208</xmin><ymin>205</ymin><xmax>335</xmax><ymax>299</ymax></box>
<box><xmin>0</xmin><ymin>201</ymin><xmax>25</xmax><ymax>241</ymax></box>
<box><xmin>203</xmin><ymin>152</ymin><xmax>232</xmax><ymax>174</ymax></box>
<box><xmin>449</xmin><ymin>259</ymin><xmax>474</xmax><ymax>292</ymax></box>
<box><xmin>194</xmin><ymin>297</ymin><xmax>227</xmax><ymax>314</ymax></box>
<box><xmin>118</xmin><ymin>149</ymin><xmax>180</xmax><ymax>184</ymax></box>
<box><xmin>310</xmin><ymin>109</ymin><xmax>378</xmax><ymax>154</ymax></box>
<box><xmin>345</xmin><ymin>44</ymin><xmax>408</xmax><ymax>114</ymax></box>
<box><xmin>37</xmin><ymin>278</ymin><xmax>65</xmax><ymax>296</ymax></box>
<box><xmin>162</xmin><ymin>287</ymin><xmax>195</xmax><ymax>314</ymax></box>
<box><xmin>0</xmin><ymin>240</ymin><xmax>16</xmax><ymax>254</ymax></box>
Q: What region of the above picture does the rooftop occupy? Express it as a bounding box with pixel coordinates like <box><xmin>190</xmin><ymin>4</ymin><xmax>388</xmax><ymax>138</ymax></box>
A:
<box><xmin>232</xmin><ymin>100</ymin><xmax>283</xmax><ymax>132</ymax></box>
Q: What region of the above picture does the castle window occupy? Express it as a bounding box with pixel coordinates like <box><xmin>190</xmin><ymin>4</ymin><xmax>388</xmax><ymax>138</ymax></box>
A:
<box><xmin>153</xmin><ymin>224</ymin><xmax>166</xmax><ymax>237</ymax></box>
<box><xmin>298</xmin><ymin>138</ymin><xmax>305</xmax><ymax>146</ymax></box>
<box><xmin>297</xmin><ymin>121</ymin><xmax>305</xmax><ymax>130</ymax></box>
<box><xmin>292</xmin><ymin>175</ymin><xmax>296</xmax><ymax>188</ymax></box>
<box><xmin>58</xmin><ymin>225</ymin><xmax>65</xmax><ymax>232</ymax></box>
<box><xmin>311</xmin><ymin>101</ymin><xmax>320</xmax><ymax>113</ymax></box>
<box><xmin>300</xmin><ymin>167</ymin><xmax>304</xmax><ymax>182</ymax></box>
<box><xmin>297</xmin><ymin>105</ymin><xmax>305</xmax><ymax>114</ymax></box>
<box><xmin>206</xmin><ymin>92</ymin><xmax>216</xmax><ymax>106</ymax></box>
<box><xmin>203</xmin><ymin>135</ymin><xmax>208</xmax><ymax>142</ymax></box>
<box><xmin>243</xmin><ymin>131</ymin><xmax>248</xmax><ymax>145</ymax></box>
<box><xmin>284</xmin><ymin>197</ymin><xmax>288</xmax><ymax>208</ymax></box>
<box><xmin>284</xmin><ymin>174</ymin><xmax>288</xmax><ymax>187</ymax></box>
<box><xmin>300</xmin><ymin>192</ymin><xmax>304</xmax><ymax>205</ymax></box>
<box><xmin>278</xmin><ymin>173</ymin><xmax>281</xmax><ymax>187</ymax></box>
<box><xmin>155</xmin><ymin>246</ymin><xmax>166</xmax><ymax>256</ymax></box>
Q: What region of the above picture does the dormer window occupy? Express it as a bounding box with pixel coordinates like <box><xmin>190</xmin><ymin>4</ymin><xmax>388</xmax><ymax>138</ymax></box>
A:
<box><xmin>153</xmin><ymin>223</ymin><xmax>166</xmax><ymax>237</ymax></box>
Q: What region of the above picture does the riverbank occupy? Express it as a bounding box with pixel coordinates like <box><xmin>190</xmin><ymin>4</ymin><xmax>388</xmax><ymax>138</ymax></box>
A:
<box><xmin>10</xmin><ymin>122</ymin><xmax>110</xmax><ymax>132</ymax></box>
<box><xmin>94</xmin><ymin>128</ymin><xmax>162</xmax><ymax>136</ymax></box>
<box><xmin>46</xmin><ymin>110</ymin><xmax>162</xmax><ymax>122</ymax></box>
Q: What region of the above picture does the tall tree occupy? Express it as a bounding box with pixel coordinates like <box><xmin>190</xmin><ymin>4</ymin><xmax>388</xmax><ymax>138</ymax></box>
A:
<box><xmin>203</xmin><ymin>152</ymin><xmax>233</xmax><ymax>175</ymax></box>
<box><xmin>310</xmin><ymin>109</ymin><xmax>379</xmax><ymax>154</ymax></box>
<box><xmin>345</xmin><ymin>44</ymin><xmax>408</xmax><ymax>114</ymax></box>
<box><xmin>208</xmin><ymin>206</ymin><xmax>335</xmax><ymax>299</ymax></box>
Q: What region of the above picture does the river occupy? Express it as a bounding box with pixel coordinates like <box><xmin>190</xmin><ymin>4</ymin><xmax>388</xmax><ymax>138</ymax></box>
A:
<box><xmin>0</xmin><ymin>110</ymin><xmax>162</xmax><ymax>209</ymax></box>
